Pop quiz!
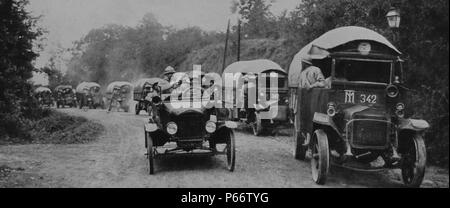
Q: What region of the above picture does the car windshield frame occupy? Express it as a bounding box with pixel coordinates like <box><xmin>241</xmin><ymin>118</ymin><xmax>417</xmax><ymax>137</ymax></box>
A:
<box><xmin>331</xmin><ymin>57</ymin><xmax>395</xmax><ymax>85</ymax></box>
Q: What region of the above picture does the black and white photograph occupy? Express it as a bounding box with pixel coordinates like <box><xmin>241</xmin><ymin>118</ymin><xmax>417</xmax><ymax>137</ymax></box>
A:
<box><xmin>0</xmin><ymin>0</ymin><xmax>448</xmax><ymax>191</ymax></box>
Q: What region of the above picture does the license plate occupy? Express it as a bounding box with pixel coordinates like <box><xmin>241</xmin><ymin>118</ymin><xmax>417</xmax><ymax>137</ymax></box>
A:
<box><xmin>344</xmin><ymin>90</ymin><xmax>378</xmax><ymax>104</ymax></box>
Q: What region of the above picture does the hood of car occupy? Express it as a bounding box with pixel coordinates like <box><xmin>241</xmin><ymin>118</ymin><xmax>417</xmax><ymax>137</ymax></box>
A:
<box><xmin>342</xmin><ymin>105</ymin><xmax>388</xmax><ymax>120</ymax></box>
<box><xmin>163</xmin><ymin>101</ymin><xmax>206</xmax><ymax>116</ymax></box>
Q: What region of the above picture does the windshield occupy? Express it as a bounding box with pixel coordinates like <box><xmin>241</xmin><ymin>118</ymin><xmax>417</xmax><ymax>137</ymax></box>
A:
<box><xmin>334</xmin><ymin>59</ymin><xmax>392</xmax><ymax>84</ymax></box>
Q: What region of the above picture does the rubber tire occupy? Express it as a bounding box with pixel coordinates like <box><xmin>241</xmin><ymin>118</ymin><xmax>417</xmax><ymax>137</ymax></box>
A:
<box><xmin>310</xmin><ymin>129</ymin><xmax>329</xmax><ymax>185</ymax></box>
<box><xmin>146</xmin><ymin>132</ymin><xmax>154</xmax><ymax>175</ymax></box>
<box><xmin>293</xmin><ymin>114</ymin><xmax>306</xmax><ymax>160</ymax></box>
<box><xmin>401</xmin><ymin>134</ymin><xmax>426</xmax><ymax>188</ymax></box>
<box><xmin>226</xmin><ymin>130</ymin><xmax>236</xmax><ymax>172</ymax></box>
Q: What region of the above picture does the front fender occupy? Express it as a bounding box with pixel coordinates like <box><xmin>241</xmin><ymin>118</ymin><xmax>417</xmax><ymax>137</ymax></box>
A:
<box><xmin>399</xmin><ymin>118</ymin><xmax>430</xmax><ymax>132</ymax></box>
<box><xmin>313</xmin><ymin>112</ymin><xmax>341</xmax><ymax>135</ymax></box>
<box><xmin>144</xmin><ymin>123</ymin><xmax>159</xmax><ymax>132</ymax></box>
<box><xmin>217</xmin><ymin>121</ymin><xmax>238</xmax><ymax>130</ymax></box>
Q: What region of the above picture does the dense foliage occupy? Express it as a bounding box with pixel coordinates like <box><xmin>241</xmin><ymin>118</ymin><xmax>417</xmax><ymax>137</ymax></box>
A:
<box><xmin>0</xmin><ymin>0</ymin><xmax>46</xmax><ymax>140</ymax></box>
<box><xmin>64</xmin><ymin>14</ymin><xmax>225</xmax><ymax>86</ymax></box>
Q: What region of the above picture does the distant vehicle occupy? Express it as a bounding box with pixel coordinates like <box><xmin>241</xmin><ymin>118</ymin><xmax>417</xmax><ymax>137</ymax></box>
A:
<box><xmin>34</xmin><ymin>86</ymin><xmax>53</xmax><ymax>107</ymax></box>
<box><xmin>54</xmin><ymin>85</ymin><xmax>77</xmax><ymax>108</ymax></box>
<box><xmin>106</xmin><ymin>81</ymin><xmax>133</xmax><ymax>112</ymax></box>
<box><xmin>133</xmin><ymin>78</ymin><xmax>169</xmax><ymax>115</ymax></box>
<box><xmin>288</xmin><ymin>26</ymin><xmax>429</xmax><ymax>187</ymax></box>
<box><xmin>75</xmin><ymin>82</ymin><xmax>104</xmax><ymax>110</ymax></box>
<box><xmin>222</xmin><ymin>59</ymin><xmax>289</xmax><ymax>136</ymax></box>
<box><xmin>143</xmin><ymin>72</ymin><xmax>236</xmax><ymax>174</ymax></box>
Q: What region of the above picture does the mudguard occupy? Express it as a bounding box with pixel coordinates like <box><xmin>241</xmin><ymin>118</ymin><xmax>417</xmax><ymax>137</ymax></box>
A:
<box><xmin>215</xmin><ymin>121</ymin><xmax>238</xmax><ymax>135</ymax></box>
<box><xmin>225</xmin><ymin>121</ymin><xmax>238</xmax><ymax>129</ymax></box>
<box><xmin>312</xmin><ymin>112</ymin><xmax>341</xmax><ymax>135</ymax></box>
<box><xmin>399</xmin><ymin>118</ymin><xmax>430</xmax><ymax>131</ymax></box>
<box><xmin>144</xmin><ymin>123</ymin><xmax>159</xmax><ymax>133</ymax></box>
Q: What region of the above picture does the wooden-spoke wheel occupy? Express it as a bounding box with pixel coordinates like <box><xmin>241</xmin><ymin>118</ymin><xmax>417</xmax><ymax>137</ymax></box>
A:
<box><xmin>310</xmin><ymin>129</ymin><xmax>329</xmax><ymax>185</ymax></box>
<box><xmin>146</xmin><ymin>132</ymin><xmax>155</xmax><ymax>175</ymax></box>
<box><xmin>225</xmin><ymin>130</ymin><xmax>236</xmax><ymax>172</ymax></box>
<box><xmin>293</xmin><ymin>114</ymin><xmax>306</xmax><ymax>160</ymax></box>
<box><xmin>401</xmin><ymin>134</ymin><xmax>426</xmax><ymax>188</ymax></box>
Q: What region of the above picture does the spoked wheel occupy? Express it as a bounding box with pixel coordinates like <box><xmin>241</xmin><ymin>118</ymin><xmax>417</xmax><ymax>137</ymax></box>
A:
<box><xmin>146</xmin><ymin>132</ymin><xmax>155</xmax><ymax>175</ymax></box>
<box><xmin>293</xmin><ymin>114</ymin><xmax>306</xmax><ymax>160</ymax></box>
<box><xmin>401</xmin><ymin>134</ymin><xmax>426</xmax><ymax>188</ymax></box>
<box><xmin>310</xmin><ymin>129</ymin><xmax>329</xmax><ymax>185</ymax></box>
<box><xmin>225</xmin><ymin>130</ymin><xmax>236</xmax><ymax>172</ymax></box>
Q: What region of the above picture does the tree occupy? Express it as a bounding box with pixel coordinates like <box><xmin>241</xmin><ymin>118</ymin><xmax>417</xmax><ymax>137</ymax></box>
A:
<box><xmin>0</xmin><ymin>0</ymin><xmax>42</xmax><ymax>114</ymax></box>
<box><xmin>231</xmin><ymin>0</ymin><xmax>277</xmax><ymax>39</ymax></box>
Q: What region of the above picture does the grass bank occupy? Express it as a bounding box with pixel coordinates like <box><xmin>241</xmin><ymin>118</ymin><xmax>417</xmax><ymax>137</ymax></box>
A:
<box><xmin>0</xmin><ymin>109</ymin><xmax>104</xmax><ymax>145</ymax></box>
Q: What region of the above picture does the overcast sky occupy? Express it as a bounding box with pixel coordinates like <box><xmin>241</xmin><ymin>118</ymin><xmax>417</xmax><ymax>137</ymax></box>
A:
<box><xmin>27</xmin><ymin>0</ymin><xmax>300</xmax><ymax>84</ymax></box>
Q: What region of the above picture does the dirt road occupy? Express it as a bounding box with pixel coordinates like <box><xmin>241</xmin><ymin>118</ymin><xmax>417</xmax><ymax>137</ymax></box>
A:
<box><xmin>0</xmin><ymin>108</ymin><xmax>448</xmax><ymax>188</ymax></box>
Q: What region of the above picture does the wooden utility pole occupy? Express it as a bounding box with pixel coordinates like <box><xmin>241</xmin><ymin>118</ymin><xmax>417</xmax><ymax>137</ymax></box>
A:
<box><xmin>222</xmin><ymin>19</ymin><xmax>231</xmax><ymax>73</ymax></box>
<box><xmin>237</xmin><ymin>19</ymin><xmax>241</xmax><ymax>62</ymax></box>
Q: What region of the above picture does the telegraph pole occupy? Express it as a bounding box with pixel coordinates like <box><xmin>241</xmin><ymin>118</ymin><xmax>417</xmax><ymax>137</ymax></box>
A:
<box><xmin>222</xmin><ymin>19</ymin><xmax>231</xmax><ymax>73</ymax></box>
<box><xmin>237</xmin><ymin>19</ymin><xmax>241</xmax><ymax>62</ymax></box>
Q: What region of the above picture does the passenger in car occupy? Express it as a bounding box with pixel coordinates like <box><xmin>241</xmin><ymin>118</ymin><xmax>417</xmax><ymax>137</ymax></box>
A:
<box><xmin>299</xmin><ymin>60</ymin><xmax>327</xmax><ymax>89</ymax></box>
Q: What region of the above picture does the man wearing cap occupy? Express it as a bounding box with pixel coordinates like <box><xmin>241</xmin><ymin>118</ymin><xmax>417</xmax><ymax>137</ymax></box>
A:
<box><xmin>299</xmin><ymin>60</ymin><xmax>327</xmax><ymax>89</ymax></box>
<box><xmin>163</xmin><ymin>66</ymin><xmax>176</xmax><ymax>82</ymax></box>
<box><xmin>162</xmin><ymin>66</ymin><xmax>183</xmax><ymax>93</ymax></box>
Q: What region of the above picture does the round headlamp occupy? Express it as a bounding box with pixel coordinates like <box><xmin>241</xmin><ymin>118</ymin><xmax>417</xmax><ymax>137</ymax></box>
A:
<box><xmin>327</xmin><ymin>102</ymin><xmax>336</xmax><ymax>117</ymax></box>
<box><xmin>386</xmin><ymin>85</ymin><xmax>399</xmax><ymax>98</ymax></box>
<box><xmin>396</xmin><ymin>103</ymin><xmax>405</xmax><ymax>118</ymax></box>
<box><xmin>205</xmin><ymin>121</ymin><xmax>216</xmax><ymax>133</ymax></box>
<box><xmin>396</xmin><ymin>103</ymin><xmax>405</xmax><ymax>111</ymax></box>
<box><xmin>166</xmin><ymin>122</ymin><xmax>178</xmax><ymax>135</ymax></box>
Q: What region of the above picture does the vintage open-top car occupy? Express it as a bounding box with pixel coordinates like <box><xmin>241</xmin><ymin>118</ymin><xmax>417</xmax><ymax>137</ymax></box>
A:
<box><xmin>76</xmin><ymin>82</ymin><xmax>104</xmax><ymax>110</ymax></box>
<box><xmin>289</xmin><ymin>26</ymin><xmax>429</xmax><ymax>187</ymax></box>
<box><xmin>133</xmin><ymin>78</ymin><xmax>169</xmax><ymax>115</ymax></box>
<box><xmin>106</xmin><ymin>81</ymin><xmax>133</xmax><ymax>112</ymax></box>
<box><xmin>143</xmin><ymin>70</ymin><xmax>237</xmax><ymax>174</ymax></box>
<box><xmin>34</xmin><ymin>86</ymin><xmax>53</xmax><ymax>107</ymax></box>
<box><xmin>54</xmin><ymin>85</ymin><xmax>77</xmax><ymax>108</ymax></box>
<box><xmin>223</xmin><ymin>59</ymin><xmax>289</xmax><ymax>136</ymax></box>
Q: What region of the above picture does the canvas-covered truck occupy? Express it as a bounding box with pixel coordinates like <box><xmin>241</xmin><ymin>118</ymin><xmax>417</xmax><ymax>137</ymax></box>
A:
<box><xmin>222</xmin><ymin>59</ymin><xmax>289</xmax><ymax>136</ymax></box>
<box><xmin>106</xmin><ymin>81</ymin><xmax>133</xmax><ymax>112</ymax></box>
<box><xmin>289</xmin><ymin>26</ymin><xmax>429</xmax><ymax>187</ymax></box>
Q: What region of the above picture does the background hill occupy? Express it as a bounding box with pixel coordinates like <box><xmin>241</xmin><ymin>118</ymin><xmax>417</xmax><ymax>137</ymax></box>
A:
<box><xmin>179</xmin><ymin>38</ymin><xmax>297</xmax><ymax>73</ymax></box>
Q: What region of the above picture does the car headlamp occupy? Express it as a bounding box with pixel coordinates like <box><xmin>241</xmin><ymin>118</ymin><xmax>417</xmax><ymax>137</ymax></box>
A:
<box><xmin>396</xmin><ymin>103</ymin><xmax>405</xmax><ymax>118</ymax></box>
<box><xmin>386</xmin><ymin>85</ymin><xmax>399</xmax><ymax>98</ymax></box>
<box><xmin>327</xmin><ymin>102</ymin><xmax>336</xmax><ymax>117</ymax></box>
<box><xmin>205</xmin><ymin>121</ymin><xmax>216</xmax><ymax>133</ymax></box>
<box><xmin>166</xmin><ymin>122</ymin><xmax>178</xmax><ymax>135</ymax></box>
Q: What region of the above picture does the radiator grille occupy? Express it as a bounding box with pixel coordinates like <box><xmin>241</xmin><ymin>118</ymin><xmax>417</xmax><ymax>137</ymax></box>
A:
<box><xmin>350</xmin><ymin>119</ymin><xmax>389</xmax><ymax>149</ymax></box>
<box><xmin>176</xmin><ymin>113</ymin><xmax>205</xmax><ymax>139</ymax></box>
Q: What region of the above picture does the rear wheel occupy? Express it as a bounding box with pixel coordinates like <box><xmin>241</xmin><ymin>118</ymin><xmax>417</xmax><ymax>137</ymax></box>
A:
<box><xmin>293</xmin><ymin>114</ymin><xmax>306</xmax><ymax>160</ymax></box>
<box><xmin>401</xmin><ymin>134</ymin><xmax>426</xmax><ymax>188</ymax></box>
<box><xmin>226</xmin><ymin>130</ymin><xmax>236</xmax><ymax>172</ymax></box>
<box><xmin>310</xmin><ymin>129</ymin><xmax>329</xmax><ymax>185</ymax></box>
<box><xmin>146</xmin><ymin>132</ymin><xmax>155</xmax><ymax>175</ymax></box>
